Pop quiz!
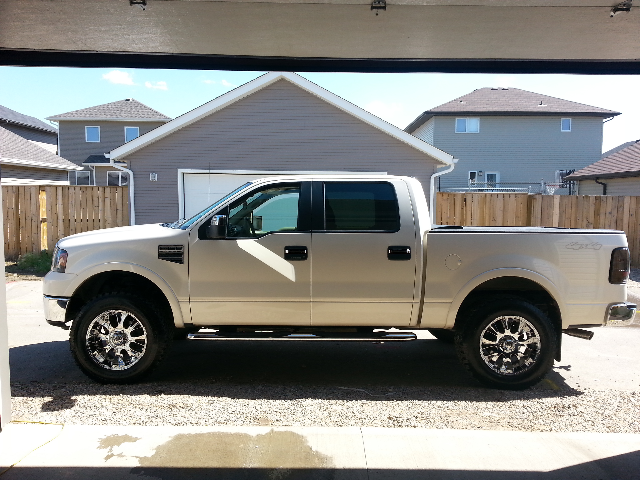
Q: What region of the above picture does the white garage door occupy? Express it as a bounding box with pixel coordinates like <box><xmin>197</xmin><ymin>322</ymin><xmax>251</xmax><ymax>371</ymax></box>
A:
<box><xmin>182</xmin><ymin>173</ymin><xmax>281</xmax><ymax>219</ymax></box>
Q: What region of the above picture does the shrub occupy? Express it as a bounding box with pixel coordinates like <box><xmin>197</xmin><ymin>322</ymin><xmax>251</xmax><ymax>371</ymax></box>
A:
<box><xmin>15</xmin><ymin>250</ymin><xmax>53</xmax><ymax>274</ymax></box>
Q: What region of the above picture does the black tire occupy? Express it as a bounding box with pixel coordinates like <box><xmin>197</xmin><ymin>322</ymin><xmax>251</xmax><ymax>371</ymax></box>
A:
<box><xmin>454</xmin><ymin>297</ymin><xmax>557</xmax><ymax>390</ymax></box>
<box><xmin>69</xmin><ymin>293</ymin><xmax>171</xmax><ymax>384</ymax></box>
<box><xmin>427</xmin><ymin>328</ymin><xmax>455</xmax><ymax>343</ymax></box>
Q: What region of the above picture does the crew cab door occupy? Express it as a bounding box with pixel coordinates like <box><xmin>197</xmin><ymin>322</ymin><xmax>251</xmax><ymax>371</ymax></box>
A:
<box><xmin>189</xmin><ymin>181</ymin><xmax>311</xmax><ymax>325</ymax></box>
<box><xmin>310</xmin><ymin>180</ymin><xmax>418</xmax><ymax>326</ymax></box>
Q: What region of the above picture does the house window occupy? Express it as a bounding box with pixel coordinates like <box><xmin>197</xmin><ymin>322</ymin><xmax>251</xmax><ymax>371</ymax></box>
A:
<box><xmin>85</xmin><ymin>126</ymin><xmax>100</xmax><ymax>142</ymax></box>
<box><xmin>124</xmin><ymin>126</ymin><xmax>139</xmax><ymax>143</ymax></box>
<box><xmin>486</xmin><ymin>172</ymin><xmax>500</xmax><ymax>188</ymax></box>
<box><xmin>69</xmin><ymin>171</ymin><xmax>91</xmax><ymax>186</ymax></box>
<box><xmin>561</xmin><ymin>118</ymin><xmax>572</xmax><ymax>132</ymax></box>
<box><xmin>468</xmin><ymin>171</ymin><xmax>478</xmax><ymax>185</ymax></box>
<box><xmin>455</xmin><ymin>118</ymin><xmax>480</xmax><ymax>133</ymax></box>
<box><xmin>107</xmin><ymin>171</ymin><xmax>129</xmax><ymax>186</ymax></box>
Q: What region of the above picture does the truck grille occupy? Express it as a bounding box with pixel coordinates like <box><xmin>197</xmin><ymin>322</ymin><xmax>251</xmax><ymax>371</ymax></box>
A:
<box><xmin>158</xmin><ymin>245</ymin><xmax>184</xmax><ymax>264</ymax></box>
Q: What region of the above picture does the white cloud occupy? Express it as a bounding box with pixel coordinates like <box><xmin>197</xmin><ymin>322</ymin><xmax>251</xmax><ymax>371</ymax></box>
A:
<box><xmin>145</xmin><ymin>81</ymin><xmax>168</xmax><ymax>91</ymax></box>
<box><xmin>102</xmin><ymin>70</ymin><xmax>135</xmax><ymax>85</ymax></box>
<box><xmin>202</xmin><ymin>79</ymin><xmax>236</xmax><ymax>88</ymax></box>
<box><xmin>363</xmin><ymin>100</ymin><xmax>405</xmax><ymax>126</ymax></box>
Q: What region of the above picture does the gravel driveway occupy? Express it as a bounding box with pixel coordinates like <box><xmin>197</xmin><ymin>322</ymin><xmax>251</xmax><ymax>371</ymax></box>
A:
<box><xmin>6</xmin><ymin>280</ymin><xmax>640</xmax><ymax>433</ymax></box>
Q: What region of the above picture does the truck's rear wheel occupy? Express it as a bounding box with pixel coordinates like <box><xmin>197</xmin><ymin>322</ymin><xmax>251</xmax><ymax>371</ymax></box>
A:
<box><xmin>454</xmin><ymin>298</ymin><xmax>557</xmax><ymax>390</ymax></box>
<box><xmin>70</xmin><ymin>294</ymin><xmax>170</xmax><ymax>384</ymax></box>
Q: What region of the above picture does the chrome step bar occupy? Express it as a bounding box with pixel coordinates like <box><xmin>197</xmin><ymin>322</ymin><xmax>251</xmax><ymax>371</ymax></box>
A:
<box><xmin>188</xmin><ymin>331</ymin><xmax>417</xmax><ymax>342</ymax></box>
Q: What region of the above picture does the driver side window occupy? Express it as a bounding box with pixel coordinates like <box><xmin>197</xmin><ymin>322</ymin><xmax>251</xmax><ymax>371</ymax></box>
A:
<box><xmin>227</xmin><ymin>184</ymin><xmax>301</xmax><ymax>238</ymax></box>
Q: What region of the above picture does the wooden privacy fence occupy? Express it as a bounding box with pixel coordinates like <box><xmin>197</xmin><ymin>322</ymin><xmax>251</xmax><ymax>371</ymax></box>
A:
<box><xmin>3</xmin><ymin>186</ymin><xmax>129</xmax><ymax>259</ymax></box>
<box><xmin>436</xmin><ymin>192</ymin><xmax>640</xmax><ymax>266</ymax></box>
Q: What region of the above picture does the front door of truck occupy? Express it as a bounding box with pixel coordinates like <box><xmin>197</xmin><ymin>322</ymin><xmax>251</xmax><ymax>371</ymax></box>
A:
<box><xmin>310</xmin><ymin>180</ymin><xmax>418</xmax><ymax>326</ymax></box>
<box><xmin>189</xmin><ymin>181</ymin><xmax>311</xmax><ymax>326</ymax></box>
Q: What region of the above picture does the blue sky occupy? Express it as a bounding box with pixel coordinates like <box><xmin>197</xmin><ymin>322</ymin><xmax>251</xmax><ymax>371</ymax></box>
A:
<box><xmin>1</xmin><ymin>66</ymin><xmax>639</xmax><ymax>153</ymax></box>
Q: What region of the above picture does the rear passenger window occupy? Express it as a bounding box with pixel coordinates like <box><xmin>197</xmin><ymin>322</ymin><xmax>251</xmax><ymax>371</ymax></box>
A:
<box><xmin>324</xmin><ymin>182</ymin><xmax>399</xmax><ymax>231</ymax></box>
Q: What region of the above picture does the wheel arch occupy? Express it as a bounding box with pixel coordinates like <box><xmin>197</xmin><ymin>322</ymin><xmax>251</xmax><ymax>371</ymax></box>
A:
<box><xmin>65</xmin><ymin>264</ymin><xmax>184</xmax><ymax>328</ymax></box>
<box><xmin>446</xmin><ymin>269</ymin><xmax>563</xmax><ymax>340</ymax></box>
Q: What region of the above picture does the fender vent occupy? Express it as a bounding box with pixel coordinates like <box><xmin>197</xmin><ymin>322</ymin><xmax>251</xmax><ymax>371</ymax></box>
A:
<box><xmin>158</xmin><ymin>245</ymin><xmax>184</xmax><ymax>264</ymax></box>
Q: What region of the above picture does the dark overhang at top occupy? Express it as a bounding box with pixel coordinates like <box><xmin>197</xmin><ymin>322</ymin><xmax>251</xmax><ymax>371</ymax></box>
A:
<box><xmin>0</xmin><ymin>0</ymin><xmax>639</xmax><ymax>74</ymax></box>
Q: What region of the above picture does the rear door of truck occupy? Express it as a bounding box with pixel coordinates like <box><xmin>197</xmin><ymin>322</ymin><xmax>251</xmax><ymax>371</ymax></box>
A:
<box><xmin>310</xmin><ymin>179</ymin><xmax>418</xmax><ymax>326</ymax></box>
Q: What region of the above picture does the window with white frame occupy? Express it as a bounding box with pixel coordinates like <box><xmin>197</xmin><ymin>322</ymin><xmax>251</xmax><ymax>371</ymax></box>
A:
<box><xmin>69</xmin><ymin>171</ymin><xmax>91</xmax><ymax>186</ymax></box>
<box><xmin>561</xmin><ymin>118</ymin><xmax>572</xmax><ymax>132</ymax></box>
<box><xmin>455</xmin><ymin>118</ymin><xmax>480</xmax><ymax>133</ymax></box>
<box><xmin>468</xmin><ymin>171</ymin><xmax>478</xmax><ymax>185</ymax></box>
<box><xmin>124</xmin><ymin>126</ymin><xmax>139</xmax><ymax>143</ymax></box>
<box><xmin>85</xmin><ymin>126</ymin><xmax>100</xmax><ymax>142</ymax></box>
<box><xmin>485</xmin><ymin>172</ymin><xmax>500</xmax><ymax>187</ymax></box>
<box><xmin>107</xmin><ymin>171</ymin><xmax>129</xmax><ymax>186</ymax></box>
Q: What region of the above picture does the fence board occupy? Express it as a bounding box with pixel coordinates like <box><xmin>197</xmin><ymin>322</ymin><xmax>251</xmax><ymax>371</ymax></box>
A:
<box><xmin>437</xmin><ymin>192</ymin><xmax>640</xmax><ymax>267</ymax></box>
<box><xmin>2</xmin><ymin>186</ymin><xmax>129</xmax><ymax>258</ymax></box>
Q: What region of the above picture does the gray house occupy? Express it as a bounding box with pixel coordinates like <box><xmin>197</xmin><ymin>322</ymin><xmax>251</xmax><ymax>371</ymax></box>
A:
<box><xmin>0</xmin><ymin>104</ymin><xmax>58</xmax><ymax>153</ymax></box>
<box><xmin>107</xmin><ymin>72</ymin><xmax>454</xmax><ymax>225</ymax></box>
<box><xmin>405</xmin><ymin>88</ymin><xmax>619</xmax><ymax>194</ymax></box>
<box><xmin>47</xmin><ymin>99</ymin><xmax>170</xmax><ymax>186</ymax></box>
<box><xmin>0</xmin><ymin>105</ymin><xmax>81</xmax><ymax>185</ymax></box>
<box><xmin>566</xmin><ymin>140</ymin><xmax>640</xmax><ymax>196</ymax></box>
<box><xmin>0</xmin><ymin>126</ymin><xmax>82</xmax><ymax>185</ymax></box>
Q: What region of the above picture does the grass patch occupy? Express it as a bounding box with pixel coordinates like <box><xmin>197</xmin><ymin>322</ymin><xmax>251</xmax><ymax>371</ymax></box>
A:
<box><xmin>8</xmin><ymin>250</ymin><xmax>53</xmax><ymax>276</ymax></box>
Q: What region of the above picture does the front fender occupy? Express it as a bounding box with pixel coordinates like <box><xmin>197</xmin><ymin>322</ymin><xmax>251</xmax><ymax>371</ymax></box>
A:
<box><xmin>445</xmin><ymin>268</ymin><xmax>564</xmax><ymax>329</ymax></box>
<box><xmin>61</xmin><ymin>262</ymin><xmax>185</xmax><ymax>328</ymax></box>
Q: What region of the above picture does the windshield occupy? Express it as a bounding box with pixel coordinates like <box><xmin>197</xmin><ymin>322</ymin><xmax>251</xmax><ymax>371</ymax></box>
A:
<box><xmin>166</xmin><ymin>183</ymin><xmax>252</xmax><ymax>230</ymax></box>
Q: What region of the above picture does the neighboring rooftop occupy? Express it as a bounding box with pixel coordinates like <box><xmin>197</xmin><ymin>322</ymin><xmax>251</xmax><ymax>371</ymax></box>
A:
<box><xmin>47</xmin><ymin>99</ymin><xmax>171</xmax><ymax>122</ymax></box>
<box><xmin>566</xmin><ymin>140</ymin><xmax>640</xmax><ymax>181</ymax></box>
<box><xmin>0</xmin><ymin>104</ymin><xmax>57</xmax><ymax>133</ymax></box>
<box><xmin>0</xmin><ymin>125</ymin><xmax>81</xmax><ymax>171</ymax></box>
<box><xmin>405</xmin><ymin>87</ymin><xmax>620</xmax><ymax>133</ymax></box>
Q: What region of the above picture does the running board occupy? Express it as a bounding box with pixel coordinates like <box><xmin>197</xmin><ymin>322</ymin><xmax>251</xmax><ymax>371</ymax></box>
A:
<box><xmin>187</xmin><ymin>331</ymin><xmax>417</xmax><ymax>342</ymax></box>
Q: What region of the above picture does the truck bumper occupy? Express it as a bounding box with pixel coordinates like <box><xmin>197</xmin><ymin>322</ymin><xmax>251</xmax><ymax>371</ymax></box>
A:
<box><xmin>605</xmin><ymin>302</ymin><xmax>637</xmax><ymax>327</ymax></box>
<box><xmin>43</xmin><ymin>295</ymin><xmax>70</xmax><ymax>329</ymax></box>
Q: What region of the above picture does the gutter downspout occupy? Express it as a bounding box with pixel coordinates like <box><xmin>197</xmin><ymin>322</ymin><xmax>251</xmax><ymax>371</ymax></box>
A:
<box><xmin>106</xmin><ymin>154</ymin><xmax>135</xmax><ymax>225</ymax></box>
<box><xmin>430</xmin><ymin>159</ymin><xmax>457</xmax><ymax>225</ymax></box>
<box><xmin>594</xmin><ymin>177</ymin><xmax>607</xmax><ymax>195</ymax></box>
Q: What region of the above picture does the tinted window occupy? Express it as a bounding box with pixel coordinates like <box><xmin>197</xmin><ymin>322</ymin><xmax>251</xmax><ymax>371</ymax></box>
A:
<box><xmin>324</xmin><ymin>182</ymin><xmax>399</xmax><ymax>231</ymax></box>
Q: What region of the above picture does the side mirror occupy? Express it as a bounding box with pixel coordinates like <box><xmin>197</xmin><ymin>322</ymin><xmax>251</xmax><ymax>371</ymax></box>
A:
<box><xmin>205</xmin><ymin>215</ymin><xmax>227</xmax><ymax>239</ymax></box>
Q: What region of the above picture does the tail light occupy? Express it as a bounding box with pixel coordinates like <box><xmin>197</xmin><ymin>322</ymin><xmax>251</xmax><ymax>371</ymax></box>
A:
<box><xmin>609</xmin><ymin>247</ymin><xmax>630</xmax><ymax>284</ymax></box>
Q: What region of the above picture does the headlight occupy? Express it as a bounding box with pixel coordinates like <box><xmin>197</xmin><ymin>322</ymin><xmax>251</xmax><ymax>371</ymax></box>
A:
<box><xmin>51</xmin><ymin>246</ymin><xmax>68</xmax><ymax>273</ymax></box>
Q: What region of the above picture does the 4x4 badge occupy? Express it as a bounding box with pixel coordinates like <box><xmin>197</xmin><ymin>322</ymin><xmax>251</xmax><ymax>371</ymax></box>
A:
<box><xmin>566</xmin><ymin>242</ymin><xmax>602</xmax><ymax>250</ymax></box>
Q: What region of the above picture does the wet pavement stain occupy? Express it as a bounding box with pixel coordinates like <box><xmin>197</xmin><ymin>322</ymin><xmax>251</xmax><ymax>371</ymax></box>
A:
<box><xmin>132</xmin><ymin>430</ymin><xmax>335</xmax><ymax>479</ymax></box>
<box><xmin>98</xmin><ymin>434</ymin><xmax>141</xmax><ymax>461</ymax></box>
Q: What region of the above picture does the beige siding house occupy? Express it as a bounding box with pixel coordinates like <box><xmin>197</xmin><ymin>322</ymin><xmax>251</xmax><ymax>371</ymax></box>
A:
<box><xmin>567</xmin><ymin>140</ymin><xmax>640</xmax><ymax>195</ymax></box>
<box><xmin>108</xmin><ymin>72</ymin><xmax>454</xmax><ymax>225</ymax></box>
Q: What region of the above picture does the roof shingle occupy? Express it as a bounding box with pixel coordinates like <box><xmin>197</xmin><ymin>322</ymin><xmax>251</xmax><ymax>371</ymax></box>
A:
<box><xmin>566</xmin><ymin>140</ymin><xmax>640</xmax><ymax>180</ymax></box>
<box><xmin>0</xmin><ymin>104</ymin><xmax>57</xmax><ymax>133</ymax></box>
<box><xmin>0</xmin><ymin>126</ymin><xmax>81</xmax><ymax>171</ymax></box>
<box><xmin>47</xmin><ymin>99</ymin><xmax>170</xmax><ymax>121</ymax></box>
<box><xmin>406</xmin><ymin>87</ymin><xmax>619</xmax><ymax>133</ymax></box>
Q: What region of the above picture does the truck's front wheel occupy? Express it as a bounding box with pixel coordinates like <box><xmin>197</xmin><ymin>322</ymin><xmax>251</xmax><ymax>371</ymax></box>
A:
<box><xmin>70</xmin><ymin>294</ymin><xmax>170</xmax><ymax>384</ymax></box>
<box><xmin>454</xmin><ymin>298</ymin><xmax>557</xmax><ymax>390</ymax></box>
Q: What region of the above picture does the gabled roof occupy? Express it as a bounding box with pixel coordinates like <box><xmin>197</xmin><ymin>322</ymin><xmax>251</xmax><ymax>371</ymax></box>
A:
<box><xmin>47</xmin><ymin>99</ymin><xmax>170</xmax><ymax>122</ymax></box>
<box><xmin>0</xmin><ymin>104</ymin><xmax>57</xmax><ymax>133</ymax></box>
<box><xmin>405</xmin><ymin>87</ymin><xmax>620</xmax><ymax>133</ymax></box>
<box><xmin>0</xmin><ymin>126</ymin><xmax>82</xmax><ymax>171</ymax></box>
<box><xmin>109</xmin><ymin>72</ymin><xmax>454</xmax><ymax>165</ymax></box>
<box><xmin>566</xmin><ymin>140</ymin><xmax>640</xmax><ymax>181</ymax></box>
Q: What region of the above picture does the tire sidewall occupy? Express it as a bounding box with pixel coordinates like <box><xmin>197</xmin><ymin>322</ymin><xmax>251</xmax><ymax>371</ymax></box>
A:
<box><xmin>70</xmin><ymin>294</ymin><xmax>167</xmax><ymax>383</ymax></box>
<box><xmin>457</xmin><ymin>299</ymin><xmax>557</xmax><ymax>389</ymax></box>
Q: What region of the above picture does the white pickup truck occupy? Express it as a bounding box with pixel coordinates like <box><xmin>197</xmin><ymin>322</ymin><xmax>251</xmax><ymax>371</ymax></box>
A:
<box><xmin>43</xmin><ymin>175</ymin><xmax>636</xmax><ymax>389</ymax></box>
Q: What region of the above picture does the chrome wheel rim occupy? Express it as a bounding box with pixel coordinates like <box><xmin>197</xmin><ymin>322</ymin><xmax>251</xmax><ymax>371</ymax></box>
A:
<box><xmin>479</xmin><ymin>315</ymin><xmax>541</xmax><ymax>376</ymax></box>
<box><xmin>85</xmin><ymin>310</ymin><xmax>148</xmax><ymax>371</ymax></box>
